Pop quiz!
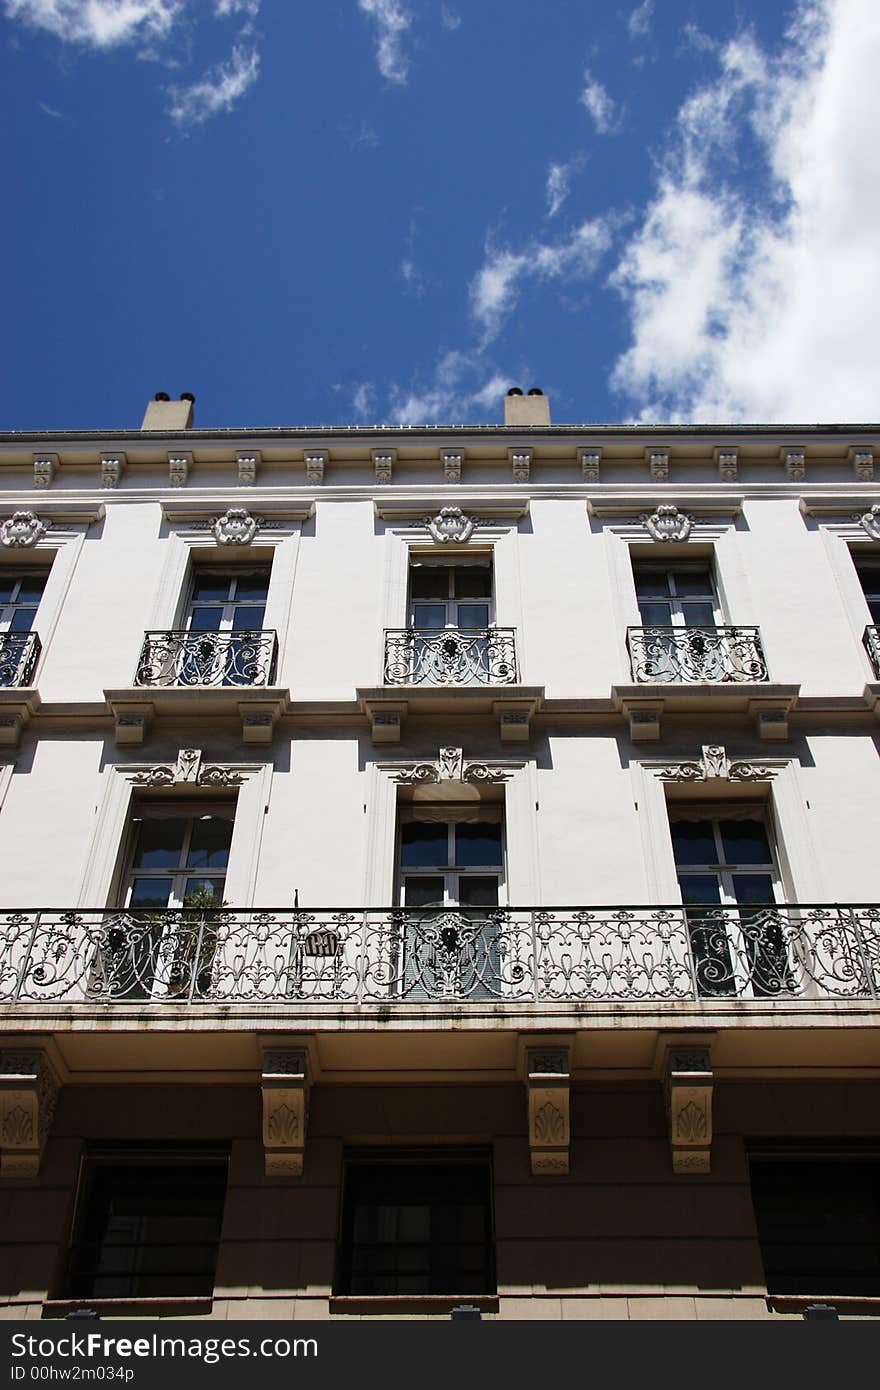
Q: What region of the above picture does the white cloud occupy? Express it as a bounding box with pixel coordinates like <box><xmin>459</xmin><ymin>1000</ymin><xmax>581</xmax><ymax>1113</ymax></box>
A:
<box><xmin>400</xmin><ymin>258</ymin><xmax>425</xmax><ymax>295</ymax></box>
<box><xmin>439</xmin><ymin>3</ymin><xmax>459</xmax><ymax>31</ymax></box>
<box><xmin>2</xmin><ymin>0</ymin><xmax>182</xmax><ymax>48</ymax></box>
<box><xmin>167</xmin><ymin>39</ymin><xmax>259</xmax><ymax>126</ymax></box>
<box><xmin>388</xmin><ymin>350</ymin><xmax>513</xmax><ymax>426</ymax></box>
<box><xmin>609</xmin><ymin>0</ymin><xmax>880</xmax><ymax>423</ymax></box>
<box><xmin>351</xmin><ymin>382</ymin><xmax>376</xmax><ymax>419</ymax></box>
<box><xmin>357</xmin><ymin>0</ymin><xmax>412</xmax><ymax>84</ymax></box>
<box><xmin>213</xmin><ymin>0</ymin><xmax>258</xmax><ymax>15</ymax></box>
<box><xmin>545</xmin><ymin>162</ymin><xmax>570</xmax><ymax>219</ymax></box>
<box><xmin>579</xmin><ymin>68</ymin><xmax>620</xmax><ymax>134</ymax></box>
<box><xmin>627</xmin><ymin>0</ymin><xmax>652</xmax><ymax>40</ymax></box>
<box><xmin>470</xmin><ymin>218</ymin><xmax>614</xmax><ymax>343</ymax></box>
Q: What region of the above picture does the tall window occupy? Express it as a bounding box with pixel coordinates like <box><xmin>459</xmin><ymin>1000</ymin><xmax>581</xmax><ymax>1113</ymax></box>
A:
<box><xmin>124</xmin><ymin>807</ymin><xmax>233</xmax><ymax>911</ymax></box>
<box><xmin>669</xmin><ymin>805</ymin><xmax>788</xmax><ymax>998</ymax></box>
<box><xmin>855</xmin><ymin>558</ymin><xmax>880</xmax><ymax>624</ymax></box>
<box><xmin>633</xmin><ymin>563</ymin><xmax>720</xmax><ymax>628</ymax></box>
<box><xmin>336</xmin><ymin>1155</ymin><xmax>495</xmax><ymax>1296</ymax></box>
<box><xmin>408</xmin><ymin>559</ymin><xmax>493</xmax><ymax>631</ymax></box>
<box><xmin>398</xmin><ymin>808</ymin><xmax>503</xmax><ymax>909</ymax></box>
<box><xmin>0</xmin><ymin>572</ymin><xmax>47</xmax><ymax>634</ymax></box>
<box><xmin>66</xmin><ymin>1147</ymin><xmax>228</xmax><ymax>1299</ymax></box>
<box><xmin>185</xmin><ymin>569</ymin><xmax>270</xmax><ymax>634</ymax></box>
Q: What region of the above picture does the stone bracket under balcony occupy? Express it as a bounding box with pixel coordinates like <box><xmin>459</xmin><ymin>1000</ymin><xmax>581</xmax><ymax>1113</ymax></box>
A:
<box><xmin>105</xmin><ymin>686</ymin><xmax>290</xmax><ymax>746</ymax></box>
<box><xmin>358</xmin><ymin>686</ymin><xmax>544</xmax><ymax>745</ymax></box>
<box><xmin>0</xmin><ymin>688</ymin><xmax>40</xmax><ymax>748</ymax></box>
<box><xmin>656</xmin><ymin>1037</ymin><xmax>715</xmax><ymax>1175</ymax></box>
<box><xmin>613</xmin><ymin>684</ymin><xmax>799</xmax><ymax>742</ymax></box>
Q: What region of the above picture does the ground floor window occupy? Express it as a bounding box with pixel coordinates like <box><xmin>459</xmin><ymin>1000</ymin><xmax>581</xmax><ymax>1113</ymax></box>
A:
<box><xmin>66</xmin><ymin>1147</ymin><xmax>228</xmax><ymax>1299</ymax></box>
<box><xmin>750</xmin><ymin>1151</ymin><xmax>880</xmax><ymax>1296</ymax></box>
<box><xmin>335</xmin><ymin>1153</ymin><xmax>495</xmax><ymax>1296</ymax></box>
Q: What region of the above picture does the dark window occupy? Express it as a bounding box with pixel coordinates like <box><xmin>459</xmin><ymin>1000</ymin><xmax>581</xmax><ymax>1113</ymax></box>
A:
<box><xmin>855</xmin><ymin>560</ymin><xmax>880</xmax><ymax>625</ymax></box>
<box><xmin>336</xmin><ymin>1158</ymin><xmax>494</xmax><ymax>1296</ymax></box>
<box><xmin>633</xmin><ymin>564</ymin><xmax>717</xmax><ymax>628</ymax></box>
<box><xmin>67</xmin><ymin>1150</ymin><xmax>228</xmax><ymax>1299</ymax></box>
<box><xmin>750</xmin><ymin>1156</ymin><xmax>880</xmax><ymax>1296</ymax></box>
<box><xmin>0</xmin><ymin>572</ymin><xmax>47</xmax><ymax>634</ymax></box>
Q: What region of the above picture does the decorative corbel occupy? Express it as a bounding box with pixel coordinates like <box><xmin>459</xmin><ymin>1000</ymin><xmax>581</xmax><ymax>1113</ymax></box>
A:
<box><xmin>646</xmin><ymin>448</ymin><xmax>670</xmax><ymax>479</ymax></box>
<box><xmin>524</xmin><ymin>1044</ymin><xmax>571</xmax><ymax>1175</ymax></box>
<box><xmin>168</xmin><ymin>452</ymin><xmax>192</xmax><ymax>487</ymax></box>
<box><xmin>372</xmin><ymin>449</ymin><xmax>395</xmax><ymax>484</ymax></box>
<box><xmin>364</xmin><ymin>701</ymin><xmax>407</xmax><ymax>745</ymax></box>
<box><xmin>664</xmin><ymin>1045</ymin><xmax>713</xmax><ymax>1174</ymax></box>
<box><xmin>237</xmin><ymin>450</ymin><xmax>260</xmax><ymax>486</ymax></box>
<box><xmin>33</xmin><ymin>454</ymin><xmax>58</xmax><ymax>489</ymax></box>
<box><xmin>781</xmin><ymin>447</ymin><xmax>805</xmax><ymax>481</ymax></box>
<box><xmin>100</xmin><ymin>453</ymin><xmax>126</xmax><ymax>489</ymax></box>
<box><xmin>578</xmin><ymin>448</ymin><xmax>601</xmax><ymax>482</ymax></box>
<box><xmin>714</xmin><ymin>447</ymin><xmax>738</xmax><ymax>481</ymax></box>
<box><xmin>261</xmin><ymin>1048</ymin><xmax>310</xmax><ymax>1177</ymax></box>
<box><xmin>509</xmin><ymin>448</ymin><xmax>532</xmax><ymax>482</ymax></box>
<box><xmin>0</xmin><ymin>1049</ymin><xmax>61</xmax><ymax>1178</ymax></box>
<box><xmin>304</xmin><ymin>450</ymin><xmax>327</xmax><ymax>485</ymax></box>
<box><xmin>850</xmin><ymin>447</ymin><xmax>874</xmax><ymax>482</ymax></box>
<box><xmin>441</xmin><ymin>448</ymin><xmax>464</xmax><ymax>482</ymax></box>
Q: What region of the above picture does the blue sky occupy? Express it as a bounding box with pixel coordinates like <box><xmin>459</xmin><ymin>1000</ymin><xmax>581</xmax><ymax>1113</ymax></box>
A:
<box><xmin>2</xmin><ymin>0</ymin><xmax>878</xmax><ymax>430</ymax></box>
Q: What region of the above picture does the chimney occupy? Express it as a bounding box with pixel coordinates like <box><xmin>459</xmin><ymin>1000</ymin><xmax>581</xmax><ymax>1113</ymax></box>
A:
<box><xmin>504</xmin><ymin>386</ymin><xmax>550</xmax><ymax>427</ymax></box>
<box><xmin>141</xmin><ymin>391</ymin><xmax>195</xmax><ymax>431</ymax></box>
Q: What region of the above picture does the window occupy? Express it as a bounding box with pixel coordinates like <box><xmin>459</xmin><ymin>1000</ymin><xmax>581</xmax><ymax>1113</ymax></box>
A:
<box><xmin>400</xmin><ymin>558</ymin><xmax>497</xmax><ymax>686</ymax></box>
<box><xmin>66</xmin><ymin>1147</ymin><xmax>228</xmax><ymax>1300</ymax></box>
<box><xmin>669</xmin><ymin>804</ymin><xmax>789</xmax><ymax>997</ymax></box>
<box><xmin>124</xmin><ymin>806</ymin><xmax>233</xmax><ymax>911</ymax></box>
<box><xmin>185</xmin><ymin>569</ymin><xmax>270</xmax><ymax>634</ymax></box>
<box><xmin>855</xmin><ymin>558</ymin><xmax>880</xmax><ymax>624</ymax></box>
<box><xmin>336</xmin><ymin>1155</ymin><xmax>495</xmax><ymax>1296</ymax></box>
<box><xmin>175</xmin><ymin>567</ymin><xmax>273</xmax><ymax>687</ymax></box>
<box><xmin>633</xmin><ymin>563</ymin><xmax>720</xmax><ymax>628</ymax></box>
<box><xmin>750</xmin><ymin>1151</ymin><xmax>880</xmax><ymax>1297</ymax></box>
<box><xmin>0</xmin><ymin>572</ymin><xmax>47</xmax><ymax>634</ymax></box>
<box><xmin>408</xmin><ymin>559</ymin><xmax>493</xmax><ymax>630</ymax></box>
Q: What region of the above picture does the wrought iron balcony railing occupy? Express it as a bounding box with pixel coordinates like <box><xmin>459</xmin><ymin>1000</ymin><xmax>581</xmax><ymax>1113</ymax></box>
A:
<box><xmin>135</xmin><ymin>630</ymin><xmax>278</xmax><ymax>688</ymax></box>
<box><xmin>627</xmin><ymin>626</ymin><xmax>769</xmax><ymax>683</ymax></box>
<box><xmin>2</xmin><ymin>904</ymin><xmax>878</xmax><ymax>1005</ymax></box>
<box><xmin>865</xmin><ymin>625</ymin><xmax>880</xmax><ymax>678</ymax></box>
<box><xmin>384</xmin><ymin>627</ymin><xmax>518</xmax><ymax>686</ymax></box>
<box><xmin>0</xmin><ymin>632</ymin><xmax>41</xmax><ymax>688</ymax></box>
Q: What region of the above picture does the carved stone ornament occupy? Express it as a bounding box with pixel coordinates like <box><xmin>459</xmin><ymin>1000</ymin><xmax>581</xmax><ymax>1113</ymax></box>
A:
<box><xmin>781</xmin><ymin>447</ymin><xmax>805</xmax><ymax>481</ymax></box>
<box><xmin>578</xmin><ymin>449</ymin><xmax>601</xmax><ymax>482</ymax></box>
<box><xmin>211</xmin><ymin>507</ymin><xmax>259</xmax><ymax>546</ymax></box>
<box><xmin>441</xmin><ymin>449</ymin><xmax>463</xmax><ymax>482</ymax></box>
<box><xmin>655</xmin><ymin>744</ymin><xmax>779</xmax><ymax>783</ymax></box>
<box><xmin>665</xmin><ymin>1047</ymin><xmax>713</xmax><ymax>1174</ymax></box>
<box><xmin>130</xmin><ymin>748</ymin><xmax>246</xmax><ymax>788</ymax></box>
<box><xmin>237</xmin><ymin>451</ymin><xmax>259</xmax><ymax>486</ymax></box>
<box><xmin>304</xmin><ymin>450</ymin><xmax>327</xmax><ymax>485</ymax></box>
<box><xmin>850</xmin><ymin>448</ymin><xmax>874</xmax><ymax>482</ymax></box>
<box><xmin>0</xmin><ymin>511</ymin><xmax>48</xmax><ymax>548</ymax></box>
<box><xmin>422</xmin><ymin>506</ymin><xmax>478</xmax><ymax>544</ymax></box>
<box><xmin>0</xmin><ymin>1049</ymin><xmax>61</xmax><ymax>1179</ymax></box>
<box><xmin>715</xmin><ymin>448</ymin><xmax>738</xmax><ymax>481</ymax></box>
<box><xmin>372</xmin><ymin>449</ymin><xmax>395</xmax><ymax>484</ymax></box>
<box><xmin>647</xmin><ymin>448</ymin><xmax>670</xmax><ymax>479</ymax></box>
<box><xmin>261</xmin><ymin>1048</ymin><xmax>309</xmax><ymax>1178</ymax></box>
<box><xmin>641</xmin><ymin>504</ymin><xmax>693</xmax><ymax>543</ymax></box>
<box><xmin>857</xmin><ymin>503</ymin><xmax>880</xmax><ymax>541</ymax></box>
<box><xmin>101</xmin><ymin>454</ymin><xmax>126</xmax><ymax>489</ymax></box>
<box><xmin>509</xmin><ymin>448</ymin><xmax>532</xmax><ymax>482</ymax></box>
<box><xmin>168</xmin><ymin>453</ymin><xmax>190</xmax><ymax>487</ymax></box>
<box><xmin>33</xmin><ymin>455</ymin><xmax>57</xmax><ymax>489</ymax></box>
<box><xmin>392</xmin><ymin>746</ymin><xmax>513</xmax><ymax>785</ymax></box>
<box><xmin>526</xmin><ymin>1045</ymin><xmax>571</xmax><ymax>1176</ymax></box>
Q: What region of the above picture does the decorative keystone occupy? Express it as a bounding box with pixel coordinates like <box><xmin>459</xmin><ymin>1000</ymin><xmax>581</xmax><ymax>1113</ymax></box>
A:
<box><xmin>168</xmin><ymin>453</ymin><xmax>192</xmax><ymax>487</ymax></box>
<box><xmin>781</xmin><ymin>447</ymin><xmax>805</xmax><ymax>481</ymax></box>
<box><xmin>525</xmin><ymin>1044</ymin><xmax>571</xmax><ymax>1175</ymax></box>
<box><xmin>304</xmin><ymin>450</ymin><xmax>327</xmax><ymax>485</ymax></box>
<box><xmin>646</xmin><ymin>448</ymin><xmax>670</xmax><ymax>479</ymax></box>
<box><xmin>261</xmin><ymin>1048</ymin><xmax>309</xmax><ymax>1178</ymax></box>
<box><xmin>508</xmin><ymin>448</ymin><xmax>532</xmax><ymax>482</ymax></box>
<box><xmin>0</xmin><ymin>1049</ymin><xmax>61</xmax><ymax>1179</ymax></box>
<box><xmin>641</xmin><ymin>504</ymin><xmax>693</xmax><ymax>543</ymax></box>
<box><xmin>0</xmin><ymin>512</ymin><xmax>48</xmax><ymax>548</ymax></box>
<box><xmin>212</xmin><ymin>507</ymin><xmax>259</xmax><ymax>546</ymax></box>
<box><xmin>714</xmin><ymin>448</ymin><xmax>738</xmax><ymax>481</ymax></box>
<box><xmin>372</xmin><ymin>449</ymin><xmax>395</xmax><ymax>484</ymax></box>
<box><xmin>441</xmin><ymin>449</ymin><xmax>464</xmax><ymax>483</ymax></box>
<box><xmin>237</xmin><ymin>451</ymin><xmax>260</xmax><ymax>486</ymax></box>
<box><xmin>664</xmin><ymin>1046</ymin><xmax>713</xmax><ymax>1174</ymax></box>
<box><xmin>578</xmin><ymin>448</ymin><xmax>601</xmax><ymax>482</ymax></box>
<box><xmin>33</xmin><ymin>455</ymin><xmax>58</xmax><ymax>489</ymax></box>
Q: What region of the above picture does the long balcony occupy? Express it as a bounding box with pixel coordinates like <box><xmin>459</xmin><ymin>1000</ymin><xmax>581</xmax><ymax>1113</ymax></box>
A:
<box><xmin>384</xmin><ymin>627</ymin><xmax>518</xmax><ymax>686</ymax></box>
<box><xmin>0</xmin><ymin>632</ymin><xmax>41</xmax><ymax>688</ymax></box>
<box><xmin>135</xmin><ymin>629</ymin><xmax>278</xmax><ymax>688</ymax></box>
<box><xmin>865</xmin><ymin>625</ymin><xmax>880</xmax><ymax>678</ymax></box>
<box><xmin>2</xmin><ymin>904</ymin><xmax>878</xmax><ymax>1005</ymax></box>
<box><xmin>627</xmin><ymin>625</ymin><xmax>769</xmax><ymax>684</ymax></box>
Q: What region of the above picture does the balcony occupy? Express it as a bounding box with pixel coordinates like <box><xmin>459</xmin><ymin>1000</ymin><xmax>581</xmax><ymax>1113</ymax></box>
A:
<box><xmin>627</xmin><ymin>626</ymin><xmax>769</xmax><ymax>684</ymax></box>
<box><xmin>865</xmin><ymin>625</ymin><xmax>880</xmax><ymax>678</ymax></box>
<box><xmin>2</xmin><ymin>903</ymin><xmax>878</xmax><ymax>1005</ymax></box>
<box><xmin>0</xmin><ymin>632</ymin><xmax>41</xmax><ymax>688</ymax></box>
<box><xmin>134</xmin><ymin>629</ymin><xmax>278</xmax><ymax>688</ymax></box>
<box><xmin>384</xmin><ymin>627</ymin><xmax>518</xmax><ymax>686</ymax></box>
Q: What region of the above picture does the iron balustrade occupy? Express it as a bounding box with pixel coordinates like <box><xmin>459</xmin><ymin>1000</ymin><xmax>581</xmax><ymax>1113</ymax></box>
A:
<box><xmin>0</xmin><ymin>632</ymin><xmax>41</xmax><ymax>688</ymax></box>
<box><xmin>2</xmin><ymin>904</ymin><xmax>879</xmax><ymax>1005</ymax></box>
<box><xmin>135</xmin><ymin>629</ymin><xmax>278</xmax><ymax>688</ymax></box>
<box><xmin>864</xmin><ymin>625</ymin><xmax>880</xmax><ymax>678</ymax></box>
<box><xmin>627</xmin><ymin>625</ymin><xmax>769</xmax><ymax>683</ymax></box>
<box><xmin>384</xmin><ymin>627</ymin><xmax>518</xmax><ymax>686</ymax></box>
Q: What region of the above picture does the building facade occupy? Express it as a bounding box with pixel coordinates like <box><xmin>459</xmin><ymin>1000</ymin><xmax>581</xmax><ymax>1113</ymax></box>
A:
<box><xmin>1</xmin><ymin>388</ymin><xmax>880</xmax><ymax>1319</ymax></box>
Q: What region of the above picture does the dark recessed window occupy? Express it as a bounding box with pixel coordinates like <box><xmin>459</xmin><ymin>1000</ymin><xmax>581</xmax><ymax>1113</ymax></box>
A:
<box><xmin>750</xmin><ymin>1156</ymin><xmax>880</xmax><ymax>1296</ymax></box>
<box><xmin>336</xmin><ymin>1157</ymin><xmax>495</xmax><ymax>1296</ymax></box>
<box><xmin>67</xmin><ymin>1149</ymin><xmax>228</xmax><ymax>1299</ymax></box>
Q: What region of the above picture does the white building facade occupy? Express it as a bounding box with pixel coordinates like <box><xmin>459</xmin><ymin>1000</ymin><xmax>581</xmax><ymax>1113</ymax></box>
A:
<box><xmin>1</xmin><ymin>389</ymin><xmax>880</xmax><ymax>1319</ymax></box>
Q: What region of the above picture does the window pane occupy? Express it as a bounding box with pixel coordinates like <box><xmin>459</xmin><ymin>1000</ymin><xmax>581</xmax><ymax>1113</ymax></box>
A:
<box><xmin>7</xmin><ymin>608</ymin><xmax>37</xmax><ymax>633</ymax></box>
<box><xmin>731</xmin><ymin>873</ymin><xmax>775</xmax><ymax>906</ymax></box>
<box><xmin>456</xmin><ymin>603</ymin><xmax>489</xmax><ymax>628</ymax></box>
<box><xmin>128</xmin><ymin>877</ymin><xmax>174</xmax><ymax>909</ymax></box>
<box><xmin>16</xmin><ymin>575</ymin><xmax>47</xmax><ymax>601</ymax></box>
<box><xmin>191</xmin><ymin>575</ymin><xmax>231</xmax><ymax>602</ymax></box>
<box><xmin>186</xmin><ymin>817</ymin><xmax>233</xmax><ymax>869</ymax></box>
<box><xmin>455</xmin><ymin>822</ymin><xmax>503</xmax><ymax>867</ymax></box>
<box><xmin>458</xmin><ymin>876</ymin><xmax>499</xmax><ymax>907</ymax></box>
<box><xmin>0</xmin><ymin>580</ymin><xmax>16</xmax><ymax>603</ymax></box>
<box><xmin>680</xmin><ymin>601</ymin><xmax>716</xmax><ymax>627</ymax></box>
<box><xmin>412</xmin><ymin>603</ymin><xmax>447</xmax><ymax>630</ymax></box>
<box><xmin>233</xmin><ymin>573</ymin><xmax>270</xmax><ymax>602</ymax></box>
<box><xmin>671</xmin><ymin>821</ymin><xmax>718</xmax><ymax>866</ymax></box>
<box><xmin>633</xmin><ymin>570</ymin><xmax>671</xmax><ymax>598</ymax></box>
<box><xmin>720</xmin><ymin>819</ymin><xmax>772</xmax><ymax>865</ymax></box>
<box><xmin>673</xmin><ymin>569</ymin><xmax>713</xmax><ymax>597</ymax></box>
<box><xmin>188</xmin><ymin>607</ymin><xmax>223</xmax><ymax>633</ymax></box>
<box><xmin>132</xmin><ymin>819</ymin><xmax>187</xmax><ymax>869</ymax></box>
<box><xmin>638</xmin><ymin>600</ymin><xmax>673</xmax><ymax>626</ymax></box>
<box><xmin>453</xmin><ymin>566</ymin><xmax>492</xmax><ymax>598</ymax></box>
<box><xmin>183</xmin><ymin>876</ymin><xmax>225</xmax><ymax>905</ymax></box>
<box><xmin>403</xmin><ymin>878</ymin><xmax>445</xmax><ymax>907</ymax></box>
<box><xmin>400</xmin><ymin>822</ymin><xmax>448</xmax><ymax>867</ymax></box>
<box><xmin>231</xmin><ymin>605</ymin><xmax>266</xmax><ymax>630</ymax></box>
<box><xmin>677</xmin><ymin>873</ymin><xmax>722</xmax><ymax>906</ymax></box>
<box><xmin>410</xmin><ymin>568</ymin><xmax>450</xmax><ymax>599</ymax></box>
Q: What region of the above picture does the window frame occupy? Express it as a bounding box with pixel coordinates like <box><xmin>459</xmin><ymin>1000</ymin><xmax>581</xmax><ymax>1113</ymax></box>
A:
<box><xmin>121</xmin><ymin>800</ymin><xmax>237</xmax><ymax>911</ymax></box>
<box><xmin>407</xmin><ymin>555</ymin><xmax>495</xmax><ymax>631</ymax></box>
<box><xmin>632</xmin><ymin>560</ymin><xmax>723</xmax><ymax>629</ymax></box>
<box><xmin>396</xmin><ymin>808</ymin><xmax>507</xmax><ymax>909</ymax></box>
<box><xmin>0</xmin><ymin>568</ymin><xmax>49</xmax><ymax>634</ymax></box>
<box><xmin>183</xmin><ymin>566</ymin><xmax>272</xmax><ymax>635</ymax></box>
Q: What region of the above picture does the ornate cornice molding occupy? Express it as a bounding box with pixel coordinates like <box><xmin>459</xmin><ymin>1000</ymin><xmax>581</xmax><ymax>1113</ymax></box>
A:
<box><xmin>646</xmin><ymin>744</ymin><xmax>786</xmax><ymax>783</ymax></box>
<box><xmin>389</xmin><ymin>745</ymin><xmax>514</xmax><ymax>785</ymax></box>
<box><xmin>126</xmin><ymin>747</ymin><xmax>247</xmax><ymax>788</ymax></box>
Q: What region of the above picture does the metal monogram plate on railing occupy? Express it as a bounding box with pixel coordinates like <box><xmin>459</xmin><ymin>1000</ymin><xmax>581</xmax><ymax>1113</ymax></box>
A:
<box><xmin>384</xmin><ymin>628</ymin><xmax>517</xmax><ymax>685</ymax></box>
<box><xmin>135</xmin><ymin>630</ymin><xmax>278</xmax><ymax>688</ymax></box>
<box><xmin>627</xmin><ymin>626</ymin><xmax>769</xmax><ymax>683</ymax></box>
<box><xmin>1</xmin><ymin>904</ymin><xmax>878</xmax><ymax>1005</ymax></box>
<box><xmin>864</xmin><ymin>625</ymin><xmax>880</xmax><ymax>679</ymax></box>
<box><xmin>0</xmin><ymin>632</ymin><xmax>41</xmax><ymax>688</ymax></box>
